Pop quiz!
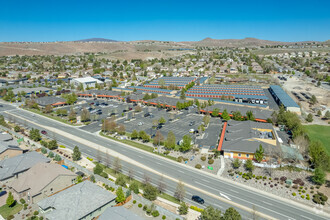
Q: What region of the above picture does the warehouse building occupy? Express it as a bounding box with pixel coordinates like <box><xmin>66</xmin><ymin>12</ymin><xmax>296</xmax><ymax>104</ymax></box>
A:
<box><xmin>186</xmin><ymin>85</ymin><xmax>268</xmax><ymax>105</ymax></box>
<box><xmin>269</xmin><ymin>85</ymin><xmax>300</xmax><ymax>113</ymax></box>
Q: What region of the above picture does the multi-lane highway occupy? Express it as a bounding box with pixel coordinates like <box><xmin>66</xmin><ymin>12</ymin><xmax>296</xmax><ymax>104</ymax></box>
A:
<box><xmin>1</xmin><ymin>103</ymin><xmax>329</xmax><ymax>220</ymax></box>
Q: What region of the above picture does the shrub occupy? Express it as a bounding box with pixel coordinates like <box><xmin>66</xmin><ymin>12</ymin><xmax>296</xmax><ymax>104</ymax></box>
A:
<box><xmin>146</xmin><ymin>208</ymin><xmax>152</xmax><ymax>215</ymax></box>
<box><xmin>270</xmin><ymin>185</ymin><xmax>273</xmax><ymax>188</ymax></box>
<box><xmin>190</xmin><ymin>205</ymin><xmax>204</xmax><ymax>212</ymax></box>
<box><xmin>301</xmin><ymin>195</ymin><xmax>305</xmax><ymax>199</ymax></box>
<box><xmin>162</xmin><ymin>215</ymin><xmax>166</xmax><ymax>220</ymax></box>
<box><xmin>293</xmin><ymin>178</ymin><xmax>304</xmax><ymax>186</ymax></box>
<box><xmin>129</xmin><ymin>181</ymin><xmax>139</xmax><ymax>194</ymax></box>
<box><xmin>306</xmin><ymin>196</ymin><xmax>310</xmax><ymax>200</ymax></box>
<box><xmin>299</xmin><ymin>186</ymin><xmax>303</xmax><ymax>189</ymax></box>
<box><xmin>7</xmin><ymin>215</ymin><xmax>14</xmax><ymax>220</ymax></box>
<box><xmin>310</xmin><ymin>186</ymin><xmax>314</xmax><ymax>190</ymax></box>
<box><xmin>274</xmin><ymin>177</ymin><xmax>279</xmax><ymax>181</ymax></box>
<box><xmin>133</xmin><ymin>200</ymin><xmax>136</xmax><ymax>204</ymax></box>
<box><xmin>41</xmin><ymin>147</ymin><xmax>47</xmax><ymax>154</ymax></box>
<box><xmin>316</xmin><ymin>186</ymin><xmax>320</xmax><ymax>189</ymax></box>
<box><xmin>263</xmin><ymin>176</ymin><xmax>267</xmax><ymax>180</ymax></box>
<box><xmin>20</xmin><ymin>198</ymin><xmax>26</xmax><ymax>204</ymax></box>
<box><xmin>285</xmin><ymin>185</ymin><xmax>290</xmax><ymax>188</ymax></box>
<box><xmin>24</xmin><ymin>204</ymin><xmax>28</xmax><ymax>210</ymax></box>
<box><xmin>311</xmin><ymin>190</ymin><xmax>314</xmax><ymax>194</ymax></box>
<box><xmin>138</xmin><ymin>203</ymin><xmax>142</xmax><ymax>208</ymax></box>
<box><xmin>208</xmin><ymin>159</ymin><xmax>214</xmax><ymax>164</ymax></box>
<box><xmin>292</xmin><ymin>193</ymin><xmax>296</xmax><ymax>196</ymax></box>
<box><xmin>201</xmin><ymin>156</ymin><xmax>206</xmax><ymax>161</ymax></box>
<box><xmin>59</xmin><ymin>145</ymin><xmax>66</xmax><ymax>148</ymax></box>
<box><xmin>152</xmin><ymin>210</ymin><xmax>160</xmax><ymax>217</ymax></box>
<box><xmin>115</xmin><ymin>175</ymin><xmax>127</xmax><ymax>187</ymax></box>
<box><xmin>143</xmin><ymin>205</ymin><xmax>148</xmax><ymax>211</ymax></box>
<box><xmin>177</xmin><ymin>156</ymin><xmax>183</xmax><ymax>163</ymax></box>
<box><xmin>195</xmin><ymin>164</ymin><xmax>202</xmax><ymax>169</ymax></box>
<box><xmin>100</xmin><ymin>172</ymin><xmax>108</xmax><ymax>179</ymax></box>
<box><xmin>269</xmin><ymin>178</ymin><xmax>272</xmax><ymax>180</ymax></box>
<box><xmin>292</xmin><ymin>185</ymin><xmax>298</xmax><ymax>189</ymax></box>
<box><xmin>302</xmin><ymin>190</ymin><xmax>306</xmax><ymax>193</ymax></box>
<box><xmin>280</xmin><ymin>176</ymin><xmax>287</xmax><ymax>182</ymax></box>
<box><xmin>87</xmin><ymin>157</ymin><xmax>93</xmax><ymax>161</ymax></box>
<box><xmin>33</xmin><ymin>211</ymin><xmax>39</xmax><ymax>216</ymax></box>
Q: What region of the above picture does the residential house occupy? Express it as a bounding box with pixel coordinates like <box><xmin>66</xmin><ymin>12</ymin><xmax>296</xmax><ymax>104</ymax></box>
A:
<box><xmin>72</xmin><ymin>77</ymin><xmax>103</xmax><ymax>89</ymax></box>
<box><xmin>0</xmin><ymin>151</ymin><xmax>50</xmax><ymax>185</ymax></box>
<box><xmin>98</xmin><ymin>206</ymin><xmax>144</xmax><ymax>220</ymax></box>
<box><xmin>0</xmin><ymin>133</ymin><xmax>23</xmax><ymax>160</ymax></box>
<box><xmin>8</xmin><ymin>163</ymin><xmax>77</xmax><ymax>204</ymax></box>
<box><xmin>38</xmin><ymin>181</ymin><xmax>116</xmax><ymax>220</ymax></box>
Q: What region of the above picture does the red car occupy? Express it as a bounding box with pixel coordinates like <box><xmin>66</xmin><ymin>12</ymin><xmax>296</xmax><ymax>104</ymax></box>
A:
<box><xmin>41</xmin><ymin>130</ymin><xmax>47</xmax><ymax>135</ymax></box>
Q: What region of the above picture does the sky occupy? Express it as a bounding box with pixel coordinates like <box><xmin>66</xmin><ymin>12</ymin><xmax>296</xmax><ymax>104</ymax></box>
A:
<box><xmin>1</xmin><ymin>0</ymin><xmax>329</xmax><ymax>42</ymax></box>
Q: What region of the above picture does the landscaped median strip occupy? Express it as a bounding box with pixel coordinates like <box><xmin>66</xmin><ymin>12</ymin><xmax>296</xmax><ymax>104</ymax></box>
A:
<box><xmin>6</xmin><ymin>111</ymin><xmax>276</xmax><ymax>220</ymax></box>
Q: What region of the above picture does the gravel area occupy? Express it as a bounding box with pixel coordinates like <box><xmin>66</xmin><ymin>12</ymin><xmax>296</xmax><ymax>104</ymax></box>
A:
<box><xmin>222</xmin><ymin>158</ymin><xmax>330</xmax><ymax>209</ymax></box>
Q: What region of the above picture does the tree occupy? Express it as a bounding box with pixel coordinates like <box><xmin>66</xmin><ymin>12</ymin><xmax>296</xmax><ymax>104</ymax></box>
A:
<box><xmin>254</xmin><ymin>144</ymin><xmax>264</xmax><ymax>163</ymax></box>
<box><xmin>178</xmin><ymin>202</ymin><xmax>188</xmax><ymax>215</ymax></box>
<box><xmin>203</xmin><ymin>115</ymin><xmax>210</xmax><ymax>126</ymax></box>
<box><xmin>221</xmin><ymin>109</ymin><xmax>231</xmax><ymax>121</ymax></box>
<box><xmin>113</xmin><ymin>157</ymin><xmax>122</xmax><ymax>173</ymax></box>
<box><xmin>312</xmin><ymin>168</ymin><xmax>326</xmax><ymax>185</ymax></box>
<box><xmin>143</xmin><ymin>184</ymin><xmax>158</xmax><ymax>201</ymax></box>
<box><xmin>310</xmin><ymin>95</ymin><xmax>317</xmax><ymax>105</ymax></box>
<box><xmin>317</xmin><ymin>110</ymin><xmax>322</xmax><ymax>117</ymax></box>
<box><xmin>129</xmin><ymin>181</ymin><xmax>140</xmax><ymax>194</ymax></box>
<box><xmin>105</xmin><ymin>149</ymin><xmax>111</xmax><ymax>168</ymax></box>
<box><xmin>174</xmin><ymin>181</ymin><xmax>185</xmax><ymax>201</ymax></box>
<box><xmin>211</xmin><ymin>108</ymin><xmax>220</xmax><ymax>117</ymax></box>
<box><xmin>117</xmin><ymin>124</ymin><xmax>126</xmax><ymax>135</ymax></box>
<box><xmin>232</xmin><ymin>111</ymin><xmax>243</xmax><ymax>121</ymax></box>
<box><xmin>306</xmin><ymin>113</ymin><xmax>313</xmax><ymax>122</ymax></box>
<box><xmin>246</xmin><ymin>110</ymin><xmax>255</xmax><ymax>121</ymax></box>
<box><xmin>64</xmin><ymin>93</ymin><xmax>77</xmax><ymax>105</ymax></box>
<box><xmin>180</xmin><ymin>89</ymin><xmax>186</xmax><ymax>100</ymax></box>
<box><xmin>68</xmin><ymin>109</ymin><xmax>77</xmax><ymax>122</ymax></box>
<box><xmin>324</xmin><ymin>110</ymin><xmax>330</xmax><ymax>120</ymax></box>
<box><xmin>201</xmin><ymin>206</ymin><xmax>222</xmax><ymax>220</ymax></box>
<box><xmin>159</xmin><ymin>117</ymin><xmax>166</xmax><ymax>125</ymax></box>
<box><xmin>165</xmin><ymin>131</ymin><xmax>176</xmax><ymax>149</ymax></box>
<box><xmin>44</xmin><ymin>104</ymin><xmax>52</xmax><ymax>113</ymax></box>
<box><xmin>232</xmin><ymin>158</ymin><xmax>241</xmax><ymax>169</ymax></box>
<box><xmin>14</xmin><ymin>125</ymin><xmax>21</xmax><ymax>132</ymax></box>
<box><xmin>245</xmin><ymin>159</ymin><xmax>254</xmax><ymax>172</ymax></box>
<box><xmin>116</xmin><ymin>187</ymin><xmax>126</xmax><ymax>203</ymax></box>
<box><xmin>223</xmin><ymin>207</ymin><xmax>242</xmax><ymax>220</ymax></box>
<box><xmin>309</xmin><ymin>140</ymin><xmax>330</xmax><ymax>170</ymax></box>
<box><xmin>29</xmin><ymin>128</ymin><xmax>41</xmax><ymax>141</ymax></box>
<box><xmin>48</xmin><ymin>140</ymin><xmax>58</xmax><ymax>150</ymax></box>
<box><xmin>115</xmin><ymin>175</ymin><xmax>127</xmax><ymax>187</ymax></box>
<box><xmin>131</xmin><ymin>129</ymin><xmax>139</xmax><ymax>139</ymax></box>
<box><xmin>180</xmin><ymin>135</ymin><xmax>192</xmax><ymax>152</ymax></box>
<box><xmin>80</xmin><ymin>108</ymin><xmax>90</xmax><ymax>122</ymax></box>
<box><xmin>153</xmin><ymin>130</ymin><xmax>164</xmax><ymax>146</ymax></box>
<box><xmin>6</xmin><ymin>192</ymin><xmax>15</xmax><ymax>207</ymax></box>
<box><xmin>54</xmin><ymin>154</ymin><xmax>62</xmax><ymax>161</ymax></box>
<box><xmin>93</xmin><ymin>163</ymin><xmax>103</xmax><ymax>175</ymax></box>
<box><xmin>72</xmin><ymin>146</ymin><xmax>81</xmax><ymax>161</ymax></box>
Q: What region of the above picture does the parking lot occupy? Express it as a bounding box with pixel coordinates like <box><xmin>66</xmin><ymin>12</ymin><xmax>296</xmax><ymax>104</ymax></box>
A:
<box><xmin>57</xmin><ymin>97</ymin><xmax>224</xmax><ymax>149</ymax></box>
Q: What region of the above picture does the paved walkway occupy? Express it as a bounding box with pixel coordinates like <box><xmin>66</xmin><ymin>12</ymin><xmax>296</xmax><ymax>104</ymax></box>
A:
<box><xmin>217</xmin><ymin>155</ymin><xmax>225</xmax><ymax>176</ymax></box>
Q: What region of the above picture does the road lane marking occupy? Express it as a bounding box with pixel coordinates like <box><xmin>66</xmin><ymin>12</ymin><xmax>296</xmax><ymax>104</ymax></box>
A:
<box><xmin>219</xmin><ymin>192</ymin><xmax>231</xmax><ymax>201</ymax></box>
<box><xmin>138</xmin><ymin>155</ymin><xmax>143</xmax><ymax>158</ymax></box>
<box><xmin>263</xmin><ymin>201</ymin><xmax>273</xmax><ymax>206</ymax></box>
<box><xmin>300</xmin><ymin>215</ymin><xmax>312</xmax><ymax>220</ymax></box>
<box><xmin>229</xmin><ymin>189</ymin><xmax>239</xmax><ymax>193</ymax></box>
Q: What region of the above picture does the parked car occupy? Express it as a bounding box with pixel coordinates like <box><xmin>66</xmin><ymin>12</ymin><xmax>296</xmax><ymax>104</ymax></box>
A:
<box><xmin>192</xmin><ymin>195</ymin><xmax>204</xmax><ymax>204</ymax></box>
<box><xmin>41</xmin><ymin>130</ymin><xmax>47</xmax><ymax>135</ymax></box>
<box><xmin>189</xmin><ymin>129</ymin><xmax>195</xmax><ymax>133</ymax></box>
<box><xmin>189</xmin><ymin>121</ymin><xmax>195</xmax><ymax>126</ymax></box>
<box><xmin>144</xmin><ymin>113</ymin><xmax>151</xmax><ymax>117</ymax></box>
<box><xmin>138</xmin><ymin>122</ymin><xmax>144</xmax><ymax>126</ymax></box>
<box><xmin>156</xmin><ymin>125</ymin><xmax>162</xmax><ymax>130</ymax></box>
<box><xmin>0</xmin><ymin>191</ymin><xmax>7</xmax><ymax>197</ymax></box>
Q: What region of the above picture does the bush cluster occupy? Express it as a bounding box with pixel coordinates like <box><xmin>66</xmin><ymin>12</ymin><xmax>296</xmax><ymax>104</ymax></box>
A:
<box><xmin>313</xmin><ymin>192</ymin><xmax>328</xmax><ymax>205</ymax></box>
<box><xmin>208</xmin><ymin>159</ymin><xmax>214</xmax><ymax>164</ymax></box>
<box><xmin>195</xmin><ymin>164</ymin><xmax>202</xmax><ymax>169</ymax></box>
<box><xmin>190</xmin><ymin>205</ymin><xmax>204</xmax><ymax>212</ymax></box>
<box><xmin>293</xmin><ymin>178</ymin><xmax>305</xmax><ymax>186</ymax></box>
<box><xmin>201</xmin><ymin>156</ymin><xmax>206</xmax><ymax>161</ymax></box>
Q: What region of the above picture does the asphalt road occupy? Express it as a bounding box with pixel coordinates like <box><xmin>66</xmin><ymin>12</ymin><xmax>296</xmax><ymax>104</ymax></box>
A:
<box><xmin>1</xmin><ymin>104</ymin><xmax>329</xmax><ymax>220</ymax></box>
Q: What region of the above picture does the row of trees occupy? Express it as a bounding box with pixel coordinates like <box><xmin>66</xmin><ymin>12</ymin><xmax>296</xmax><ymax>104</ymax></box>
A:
<box><xmin>210</xmin><ymin>108</ymin><xmax>255</xmax><ymax>121</ymax></box>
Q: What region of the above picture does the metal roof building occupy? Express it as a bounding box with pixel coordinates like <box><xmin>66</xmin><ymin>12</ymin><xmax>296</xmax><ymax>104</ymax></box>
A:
<box><xmin>144</xmin><ymin>77</ymin><xmax>197</xmax><ymax>89</ymax></box>
<box><xmin>186</xmin><ymin>85</ymin><xmax>268</xmax><ymax>105</ymax></box>
<box><xmin>269</xmin><ymin>85</ymin><xmax>300</xmax><ymax>113</ymax></box>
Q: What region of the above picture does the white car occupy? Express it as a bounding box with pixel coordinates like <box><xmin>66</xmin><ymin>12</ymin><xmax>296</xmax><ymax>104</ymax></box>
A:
<box><xmin>138</xmin><ymin>122</ymin><xmax>144</xmax><ymax>126</ymax></box>
<box><xmin>189</xmin><ymin>129</ymin><xmax>195</xmax><ymax>133</ymax></box>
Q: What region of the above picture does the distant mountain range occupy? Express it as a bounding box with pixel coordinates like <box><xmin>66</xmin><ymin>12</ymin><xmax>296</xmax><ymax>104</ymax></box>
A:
<box><xmin>0</xmin><ymin>37</ymin><xmax>328</xmax><ymax>57</ymax></box>
<box><xmin>74</xmin><ymin>38</ymin><xmax>118</xmax><ymax>42</ymax></box>
<box><xmin>181</xmin><ymin>37</ymin><xmax>322</xmax><ymax>47</ymax></box>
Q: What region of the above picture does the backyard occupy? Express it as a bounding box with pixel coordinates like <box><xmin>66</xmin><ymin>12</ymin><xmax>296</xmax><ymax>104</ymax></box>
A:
<box><xmin>0</xmin><ymin>203</ymin><xmax>23</xmax><ymax>219</ymax></box>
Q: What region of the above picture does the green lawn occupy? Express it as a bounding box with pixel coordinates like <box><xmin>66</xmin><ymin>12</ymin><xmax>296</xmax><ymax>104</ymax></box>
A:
<box><xmin>24</xmin><ymin>108</ymin><xmax>80</xmax><ymax>126</ymax></box>
<box><xmin>100</xmin><ymin>132</ymin><xmax>177</xmax><ymax>161</ymax></box>
<box><xmin>304</xmin><ymin>125</ymin><xmax>330</xmax><ymax>155</ymax></box>
<box><xmin>0</xmin><ymin>203</ymin><xmax>23</xmax><ymax>219</ymax></box>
